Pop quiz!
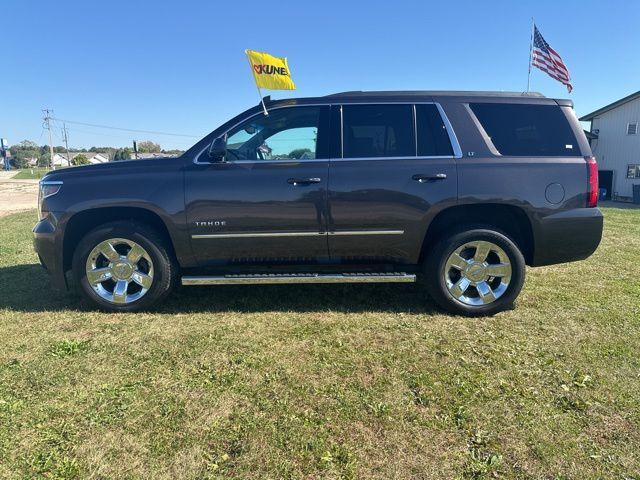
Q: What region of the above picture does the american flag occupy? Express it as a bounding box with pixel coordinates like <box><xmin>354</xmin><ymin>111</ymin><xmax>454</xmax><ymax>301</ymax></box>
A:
<box><xmin>531</xmin><ymin>25</ymin><xmax>573</xmax><ymax>92</ymax></box>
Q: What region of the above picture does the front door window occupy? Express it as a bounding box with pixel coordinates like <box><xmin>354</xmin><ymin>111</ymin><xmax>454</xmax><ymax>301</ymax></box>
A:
<box><xmin>225</xmin><ymin>107</ymin><xmax>320</xmax><ymax>161</ymax></box>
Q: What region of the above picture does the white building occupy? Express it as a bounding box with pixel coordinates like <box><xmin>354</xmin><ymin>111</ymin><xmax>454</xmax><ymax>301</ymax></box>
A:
<box><xmin>580</xmin><ymin>91</ymin><xmax>640</xmax><ymax>201</ymax></box>
<box><xmin>52</xmin><ymin>152</ymin><xmax>110</xmax><ymax>167</ymax></box>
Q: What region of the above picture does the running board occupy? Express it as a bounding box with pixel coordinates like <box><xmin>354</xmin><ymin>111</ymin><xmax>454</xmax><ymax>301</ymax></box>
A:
<box><xmin>181</xmin><ymin>272</ymin><xmax>416</xmax><ymax>286</ymax></box>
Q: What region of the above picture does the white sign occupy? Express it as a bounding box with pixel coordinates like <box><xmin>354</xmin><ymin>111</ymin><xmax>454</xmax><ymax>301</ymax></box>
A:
<box><xmin>0</xmin><ymin>138</ymin><xmax>7</xmax><ymax>148</ymax></box>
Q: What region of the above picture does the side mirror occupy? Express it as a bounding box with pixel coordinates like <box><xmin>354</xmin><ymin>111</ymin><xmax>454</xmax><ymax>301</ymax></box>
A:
<box><xmin>207</xmin><ymin>136</ymin><xmax>227</xmax><ymax>161</ymax></box>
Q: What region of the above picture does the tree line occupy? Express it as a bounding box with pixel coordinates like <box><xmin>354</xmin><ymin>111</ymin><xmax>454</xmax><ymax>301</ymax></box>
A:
<box><xmin>7</xmin><ymin>140</ymin><xmax>185</xmax><ymax>168</ymax></box>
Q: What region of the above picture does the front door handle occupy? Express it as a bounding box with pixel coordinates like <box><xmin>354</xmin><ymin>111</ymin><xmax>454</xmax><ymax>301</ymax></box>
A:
<box><xmin>412</xmin><ymin>173</ymin><xmax>447</xmax><ymax>183</ymax></box>
<box><xmin>288</xmin><ymin>177</ymin><xmax>321</xmax><ymax>186</ymax></box>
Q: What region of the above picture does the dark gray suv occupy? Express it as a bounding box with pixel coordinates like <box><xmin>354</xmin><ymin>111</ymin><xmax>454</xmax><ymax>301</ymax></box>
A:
<box><xmin>33</xmin><ymin>91</ymin><xmax>603</xmax><ymax>316</ymax></box>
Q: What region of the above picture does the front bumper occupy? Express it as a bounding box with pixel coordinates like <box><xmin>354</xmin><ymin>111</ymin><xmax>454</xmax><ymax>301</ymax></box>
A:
<box><xmin>33</xmin><ymin>213</ymin><xmax>67</xmax><ymax>291</ymax></box>
<box><xmin>531</xmin><ymin>207</ymin><xmax>603</xmax><ymax>267</ymax></box>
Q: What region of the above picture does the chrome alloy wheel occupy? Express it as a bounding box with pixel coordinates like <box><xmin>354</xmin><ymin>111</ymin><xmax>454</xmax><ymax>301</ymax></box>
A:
<box><xmin>443</xmin><ymin>240</ymin><xmax>512</xmax><ymax>306</ymax></box>
<box><xmin>85</xmin><ymin>238</ymin><xmax>154</xmax><ymax>304</ymax></box>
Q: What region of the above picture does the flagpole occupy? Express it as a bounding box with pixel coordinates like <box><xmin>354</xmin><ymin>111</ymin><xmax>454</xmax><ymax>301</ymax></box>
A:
<box><xmin>245</xmin><ymin>50</ymin><xmax>269</xmax><ymax>116</ymax></box>
<box><xmin>527</xmin><ymin>17</ymin><xmax>534</xmax><ymax>92</ymax></box>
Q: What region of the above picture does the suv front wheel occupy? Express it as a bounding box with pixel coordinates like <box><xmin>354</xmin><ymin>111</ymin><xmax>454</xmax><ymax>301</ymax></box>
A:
<box><xmin>72</xmin><ymin>221</ymin><xmax>177</xmax><ymax>312</ymax></box>
<box><xmin>425</xmin><ymin>227</ymin><xmax>526</xmax><ymax>316</ymax></box>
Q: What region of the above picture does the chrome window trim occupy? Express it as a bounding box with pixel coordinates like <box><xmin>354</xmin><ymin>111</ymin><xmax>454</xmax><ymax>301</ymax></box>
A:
<box><xmin>413</xmin><ymin>104</ymin><xmax>418</xmax><ymax>156</ymax></box>
<box><xmin>192</xmin><ymin>229</ymin><xmax>404</xmax><ymax>239</ymax></box>
<box><xmin>193</xmin><ymin>101</ymin><xmax>462</xmax><ymax>164</ymax></box>
<box><xmin>197</xmin><ymin>159</ymin><xmax>326</xmax><ymax>166</ymax></box>
<box><xmin>435</xmin><ymin>103</ymin><xmax>463</xmax><ymax>158</ymax></box>
<box><xmin>339</xmin><ymin>105</ymin><xmax>344</xmax><ymax>159</ymax></box>
<box><xmin>330</xmin><ymin>156</ymin><xmax>457</xmax><ymax>162</ymax></box>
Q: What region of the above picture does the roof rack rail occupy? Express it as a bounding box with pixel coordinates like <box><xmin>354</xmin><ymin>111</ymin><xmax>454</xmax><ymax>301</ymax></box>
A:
<box><xmin>324</xmin><ymin>90</ymin><xmax>545</xmax><ymax>98</ymax></box>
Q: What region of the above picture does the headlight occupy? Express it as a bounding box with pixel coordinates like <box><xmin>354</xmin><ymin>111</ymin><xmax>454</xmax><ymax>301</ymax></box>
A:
<box><xmin>40</xmin><ymin>181</ymin><xmax>63</xmax><ymax>198</ymax></box>
<box><xmin>38</xmin><ymin>180</ymin><xmax>63</xmax><ymax>220</ymax></box>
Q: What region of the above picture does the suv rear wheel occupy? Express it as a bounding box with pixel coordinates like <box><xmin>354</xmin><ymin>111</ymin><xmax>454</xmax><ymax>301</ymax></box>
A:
<box><xmin>425</xmin><ymin>227</ymin><xmax>525</xmax><ymax>316</ymax></box>
<box><xmin>72</xmin><ymin>221</ymin><xmax>177</xmax><ymax>312</ymax></box>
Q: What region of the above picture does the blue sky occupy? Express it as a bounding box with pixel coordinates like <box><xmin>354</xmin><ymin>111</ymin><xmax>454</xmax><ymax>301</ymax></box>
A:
<box><xmin>3</xmin><ymin>0</ymin><xmax>639</xmax><ymax>150</ymax></box>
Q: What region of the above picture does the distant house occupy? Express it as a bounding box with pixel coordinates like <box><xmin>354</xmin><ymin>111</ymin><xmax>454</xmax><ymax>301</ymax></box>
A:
<box><xmin>51</xmin><ymin>153</ymin><xmax>70</xmax><ymax>167</ymax></box>
<box><xmin>580</xmin><ymin>90</ymin><xmax>640</xmax><ymax>201</ymax></box>
<box><xmin>132</xmin><ymin>152</ymin><xmax>179</xmax><ymax>159</ymax></box>
<box><xmin>52</xmin><ymin>152</ymin><xmax>110</xmax><ymax>166</ymax></box>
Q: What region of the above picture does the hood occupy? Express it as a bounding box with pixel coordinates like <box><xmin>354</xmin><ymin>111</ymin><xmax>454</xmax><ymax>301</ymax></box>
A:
<box><xmin>41</xmin><ymin>156</ymin><xmax>180</xmax><ymax>182</ymax></box>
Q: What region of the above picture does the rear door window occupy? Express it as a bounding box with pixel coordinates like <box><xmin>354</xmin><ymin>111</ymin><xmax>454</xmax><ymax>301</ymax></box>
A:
<box><xmin>416</xmin><ymin>104</ymin><xmax>454</xmax><ymax>156</ymax></box>
<box><xmin>342</xmin><ymin>104</ymin><xmax>414</xmax><ymax>158</ymax></box>
<box><xmin>469</xmin><ymin>103</ymin><xmax>579</xmax><ymax>156</ymax></box>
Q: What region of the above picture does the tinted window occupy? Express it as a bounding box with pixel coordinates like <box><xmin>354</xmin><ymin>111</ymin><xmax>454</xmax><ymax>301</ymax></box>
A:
<box><xmin>416</xmin><ymin>104</ymin><xmax>454</xmax><ymax>156</ymax></box>
<box><xmin>342</xmin><ymin>104</ymin><xmax>414</xmax><ymax>158</ymax></box>
<box><xmin>470</xmin><ymin>103</ymin><xmax>579</xmax><ymax>156</ymax></box>
<box><xmin>225</xmin><ymin>107</ymin><xmax>321</xmax><ymax>161</ymax></box>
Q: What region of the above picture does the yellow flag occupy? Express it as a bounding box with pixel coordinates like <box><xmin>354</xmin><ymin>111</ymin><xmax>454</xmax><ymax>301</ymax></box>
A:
<box><xmin>246</xmin><ymin>49</ymin><xmax>296</xmax><ymax>90</ymax></box>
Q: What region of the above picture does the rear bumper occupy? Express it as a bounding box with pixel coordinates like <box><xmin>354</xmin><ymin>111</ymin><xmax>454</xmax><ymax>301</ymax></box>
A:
<box><xmin>531</xmin><ymin>207</ymin><xmax>603</xmax><ymax>267</ymax></box>
<box><xmin>33</xmin><ymin>213</ymin><xmax>67</xmax><ymax>291</ymax></box>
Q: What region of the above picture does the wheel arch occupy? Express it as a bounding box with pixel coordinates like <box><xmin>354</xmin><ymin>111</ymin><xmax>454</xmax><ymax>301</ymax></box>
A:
<box><xmin>62</xmin><ymin>206</ymin><xmax>177</xmax><ymax>273</ymax></box>
<box><xmin>420</xmin><ymin>203</ymin><xmax>534</xmax><ymax>265</ymax></box>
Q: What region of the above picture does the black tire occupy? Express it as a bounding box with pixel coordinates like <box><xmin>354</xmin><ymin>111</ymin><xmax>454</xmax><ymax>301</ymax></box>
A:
<box><xmin>424</xmin><ymin>227</ymin><xmax>526</xmax><ymax>317</ymax></box>
<box><xmin>72</xmin><ymin>221</ymin><xmax>177</xmax><ymax>312</ymax></box>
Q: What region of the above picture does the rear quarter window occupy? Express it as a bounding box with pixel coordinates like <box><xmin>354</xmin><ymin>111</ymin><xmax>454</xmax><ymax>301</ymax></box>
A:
<box><xmin>470</xmin><ymin>103</ymin><xmax>579</xmax><ymax>156</ymax></box>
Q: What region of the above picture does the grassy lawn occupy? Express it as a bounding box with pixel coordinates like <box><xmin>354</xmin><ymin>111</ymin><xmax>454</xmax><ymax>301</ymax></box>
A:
<box><xmin>11</xmin><ymin>168</ymin><xmax>49</xmax><ymax>180</ymax></box>
<box><xmin>0</xmin><ymin>209</ymin><xmax>639</xmax><ymax>479</ymax></box>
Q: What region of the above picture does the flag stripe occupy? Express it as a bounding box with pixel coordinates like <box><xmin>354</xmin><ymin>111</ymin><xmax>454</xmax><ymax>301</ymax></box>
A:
<box><xmin>533</xmin><ymin>49</ymin><xmax>570</xmax><ymax>78</ymax></box>
<box><xmin>531</xmin><ymin>25</ymin><xmax>572</xmax><ymax>93</ymax></box>
<box><xmin>532</xmin><ymin>57</ymin><xmax>569</xmax><ymax>81</ymax></box>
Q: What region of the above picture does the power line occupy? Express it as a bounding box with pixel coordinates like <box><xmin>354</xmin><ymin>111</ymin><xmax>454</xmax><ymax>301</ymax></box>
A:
<box><xmin>63</xmin><ymin>125</ymin><xmax>195</xmax><ymax>143</ymax></box>
<box><xmin>50</xmin><ymin>117</ymin><xmax>201</xmax><ymax>138</ymax></box>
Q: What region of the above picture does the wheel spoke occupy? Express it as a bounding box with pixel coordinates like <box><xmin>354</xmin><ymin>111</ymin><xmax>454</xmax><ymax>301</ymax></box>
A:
<box><xmin>485</xmin><ymin>263</ymin><xmax>511</xmax><ymax>278</ymax></box>
<box><xmin>98</xmin><ymin>241</ymin><xmax>120</xmax><ymax>263</ymax></box>
<box><xmin>476</xmin><ymin>281</ymin><xmax>497</xmax><ymax>304</ymax></box>
<box><xmin>127</xmin><ymin>244</ymin><xmax>146</xmax><ymax>264</ymax></box>
<box><xmin>86</xmin><ymin>237</ymin><xmax>155</xmax><ymax>305</ymax></box>
<box><xmin>450</xmin><ymin>277</ymin><xmax>471</xmax><ymax>299</ymax></box>
<box><xmin>112</xmin><ymin>280</ymin><xmax>128</xmax><ymax>304</ymax></box>
<box><xmin>86</xmin><ymin>267</ymin><xmax>113</xmax><ymax>285</ymax></box>
<box><xmin>448</xmin><ymin>253</ymin><xmax>469</xmax><ymax>270</ymax></box>
<box><xmin>131</xmin><ymin>271</ymin><xmax>153</xmax><ymax>289</ymax></box>
<box><xmin>473</xmin><ymin>241</ymin><xmax>492</xmax><ymax>263</ymax></box>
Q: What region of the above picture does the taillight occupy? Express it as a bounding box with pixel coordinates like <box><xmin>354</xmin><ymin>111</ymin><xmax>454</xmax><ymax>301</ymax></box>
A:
<box><xmin>586</xmin><ymin>156</ymin><xmax>598</xmax><ymax>208</ymax></box>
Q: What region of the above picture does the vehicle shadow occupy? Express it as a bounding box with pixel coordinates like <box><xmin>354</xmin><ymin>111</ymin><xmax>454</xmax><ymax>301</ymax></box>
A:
<box><xmin>0</xmin><ymin>264</ymin><xmax>439</xmax><ymax>315</ymax></box>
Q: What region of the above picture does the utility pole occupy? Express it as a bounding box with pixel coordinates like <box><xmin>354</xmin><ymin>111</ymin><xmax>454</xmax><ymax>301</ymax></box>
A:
<box><xmin>133</xmin><ymin>140</ymin><xmax>138</xmax><ymax>160</ymax></box>
<box><xmin>42</xmin><ymin>109</ymin><xmax>55</xmax><ymax>170</ymax></box>
<box><xmin>62</xmin><ymin>123</ymin><xmax>71</xmax><ymax>166</ymax></box>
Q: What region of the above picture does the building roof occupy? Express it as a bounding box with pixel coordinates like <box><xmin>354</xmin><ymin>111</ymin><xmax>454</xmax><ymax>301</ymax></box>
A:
<box><xmin>579</xmin><ymin>90</ymin><xmax>640</xmax><ymax>121</ymax></box>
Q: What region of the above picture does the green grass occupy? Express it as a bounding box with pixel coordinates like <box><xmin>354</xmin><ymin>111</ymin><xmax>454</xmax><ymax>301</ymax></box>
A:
<box><xmin>11</xmin><ymin>168</ymin><xmax>49</xmax><ymax>180</ymax></box>
<box><xmin>1</xmin><ymin>208</ymin><xmax>639</xmax><ymax>479</ymax></box>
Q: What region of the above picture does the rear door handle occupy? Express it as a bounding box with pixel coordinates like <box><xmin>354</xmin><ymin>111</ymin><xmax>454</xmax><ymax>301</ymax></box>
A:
<box><xmin>412</xmin><ymin>173</ymin><xmax>447</xmax><ymax>183</ymax></box>
<box><xmin>288</xmin><ymin>177</ymin><xmax>321</xmax><ymax>186</ymax></box>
